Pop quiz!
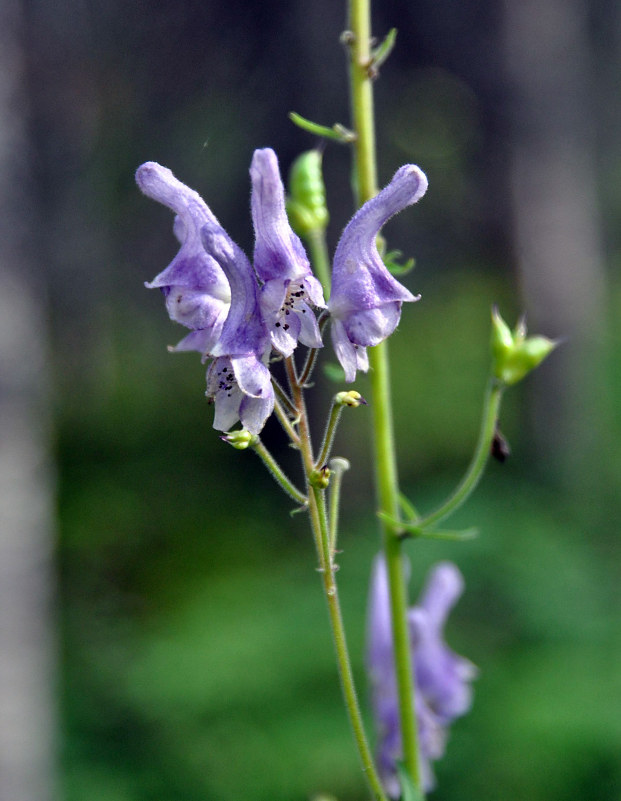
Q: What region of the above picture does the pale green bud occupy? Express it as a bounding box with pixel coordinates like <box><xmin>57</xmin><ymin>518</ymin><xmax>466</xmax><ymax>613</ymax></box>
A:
<box><xmin>286</xmin><ymin>150</ymin><xmax>329</xmax><ymax>236</ymax></box>
<box><xmin>221</xmin><ymin>429</ymin><xmax>257</xmax><ymax>450</ymax></box>
<box><xmin>491</xmin><ymin>306</ymin><xmax>558</xmax><ymax>385</ymax></box>
<box><xmin>310</xmin><ymin>465</ymin><xmax>331</xmax><ymax>489</ymax></box>
<box><xmin>334</xmin><ymin>390</ymin><xmax>367</xmax><ymax>407</ymax></box>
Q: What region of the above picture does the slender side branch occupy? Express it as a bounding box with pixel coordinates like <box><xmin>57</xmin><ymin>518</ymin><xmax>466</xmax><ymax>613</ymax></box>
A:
<box><xmin>252</xmin><ymin>438</ymin><xmax>307</xmax><ymax>505</ymax></box>
<box><xmin>287</xmin><ymin>351</ymin><xmax>388</xmax><ymax>801</ymax></box>
<box><xmin>273</xmin><ymin>395</ymin><xmax>301</xmax><ymax>446</ymax></box>
<box><xmin>328</xmin><ymin>457</ymin><xmax>350</xmax><ymax>555</ymax></box>
<box><xmin>416</xmin><ymin>379</ymin><xmax>505</xmax><ymax>530</ymax></box>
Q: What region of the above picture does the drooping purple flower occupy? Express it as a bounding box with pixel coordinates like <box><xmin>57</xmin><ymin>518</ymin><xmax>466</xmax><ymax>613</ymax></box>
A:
<box><xmin>201</xmin><ymin>222</ymin><xmax>274</xmax><ymax>435</ymax></box>
<box><xmin>135</xmin><ymin>162</ymin><xmax>231</xmax><ymax>356</ymax></box>
<box><xmin>250</xmin><ymin>148</ymin><xmax>326</xmax><ymax>357</ymax></box>
<box><xmin>328</xmin><ymin>165</ymin><xmax>428</xmax><ymax>381</ymax></box>
<box><xmin>367</xmin><ymin>555</ymin><xmax>476</xmax><ymax>796</ymax></box>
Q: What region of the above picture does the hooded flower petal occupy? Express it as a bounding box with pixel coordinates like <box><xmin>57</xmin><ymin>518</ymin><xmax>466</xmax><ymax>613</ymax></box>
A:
<box><xmin>328</xmin><ymin>165</ymin><xmax>428</xmax><ymax>381</ymax></box>
<box><xmin>201</xmin><ymin>221</ymin><xmax>274</xmax><ymax>434</ymax></box>
<box><xmin>367</xmin><ymin>555</ymin><xmax>475</xmax><ymax>796</ymax></box>
<box><xmin>250</xmin><ymin>148</ymin><xmax>326</xmax><ymax>356</ymax></box>
<box><xmin>136</xmin><ymin>162</ymin><xmax>232</xmax><ymax>356</ymax></box>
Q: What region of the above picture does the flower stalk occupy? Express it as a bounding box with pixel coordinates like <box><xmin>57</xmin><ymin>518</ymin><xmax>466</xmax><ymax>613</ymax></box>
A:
<box><xmin>285</xmin><ymin>354</ymin><xmax>389</xmax><ymax>801</ymax></box>
<box><xmin>347</xmin><ymin>0</ymin><xmax>423</xmax><ymax>792</ymax></box>
<box><xmin>250</xmin><ymin>438</ymin><xmax>308</xmax><ymax>506</ymax></box>
<box><xmin>415</xmin><ymin>379</ymin><xmax>504</xmax><ymax>530</ymax></box>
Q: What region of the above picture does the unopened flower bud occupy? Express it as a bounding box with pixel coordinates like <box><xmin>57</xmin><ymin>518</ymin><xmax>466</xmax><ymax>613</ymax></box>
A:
<box><xmin>335</xmin><ymin>390</ymin><xmax>367</xmax><ymax>407</ymax></box>
<box><xmin>286</xmin><ymin>150</ymin><xmax>329</xmax><ymax>237</ymax></box>
<box><xmin>491</xmin><ymin>306</ymin><xmax>557</xmax><ymax>386</ymax></box>
<box><xmin>221</xmin><ymin>429</ymin><xmax>257</xmax><ymax>450</ymax></box>
<box><xmin>329</xmin><ymin>456</ymin><xmax>351</xmax><ymax>475</ymax></box>
<box><xmin>310</xmin><ymin>465</ymin><xmax>331</xmax><ymax>488</ymax></box>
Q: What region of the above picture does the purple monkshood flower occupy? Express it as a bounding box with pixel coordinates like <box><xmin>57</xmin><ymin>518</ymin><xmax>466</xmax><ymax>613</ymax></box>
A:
<box><xmin>136</xmin><ymin>160</ymin><xmax>274</xmax><ymax>434</ymax></box>
<box><xmin>250</xmin><ymin>148</ymin><xmax>326</xmax><ymax>357</ymax></box>
<box><xmin>135</xmin><ymin>162</ymin><xmax>231</xmax><ymax>357</ymax></box>
<box><xmin>367</xmin><ymin>555</ymin><xmax>476</xmax><ymax>796</ymax></box>
<box><xmin>328</xmin><ymin>165</ymin><xmax>428</xmax><ymax>382</ymax></box>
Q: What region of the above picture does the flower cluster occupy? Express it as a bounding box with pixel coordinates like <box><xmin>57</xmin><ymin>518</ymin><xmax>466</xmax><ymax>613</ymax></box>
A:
<box><xmin>367</xmin><ymin>556</ymin><xmax>476</xmax><ymax>795</ymax></box>
<box><xmin>137</xmin><ymin>149</ymin><xmax>427</xmax><ymax>433</ymax></box>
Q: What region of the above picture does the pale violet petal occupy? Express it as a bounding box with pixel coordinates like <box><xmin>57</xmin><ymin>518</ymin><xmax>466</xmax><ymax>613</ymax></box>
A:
<box><xmin>239</xmin><ymin>392</ymin><xmax>275</xmax><ymax>435</ymax></box>
<box><xmin>343</xmin><ymin>304</ymin><xmax>404</xmax><ymax>348</ymax></box>
<box><xmin>296</xmin><ymin>301</ymin><xmax>323</xmax><ymax>349</ymax></box>
<box><xmin>251</xmin><ymin>148</ymin><xmax>311</xmax><ymax>283</ymax></box>
<box><xmin>231</xmin><ymin>355</ymin><xmax>272</xmax><ymax>399</ymax></box>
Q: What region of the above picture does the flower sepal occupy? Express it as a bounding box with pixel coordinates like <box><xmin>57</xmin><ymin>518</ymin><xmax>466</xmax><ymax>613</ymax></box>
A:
<box><xmin>309</xmin><ymin>465</ymin><xmax>331</xmax><ymax>489</ymax></box>
<box><xmin>221</xmin><ymin>429</ymin><xmax>258</xmax><ymax>450</ymax></box>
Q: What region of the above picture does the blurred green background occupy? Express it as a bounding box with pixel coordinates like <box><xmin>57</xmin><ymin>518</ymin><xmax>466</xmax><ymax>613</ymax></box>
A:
<box><xmin>6</xmin><ymin>0</ymin><xmax>621</xmax><ymax>799</ymax></box>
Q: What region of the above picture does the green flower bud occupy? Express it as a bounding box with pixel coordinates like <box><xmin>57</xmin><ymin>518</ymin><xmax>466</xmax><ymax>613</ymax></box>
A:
<box><xmin>335</xmin><ymin>390</ymin><xmax>367</xmax><ymax>407</ymax></box>
<box><xmin>221</xmin><ymin>429</ymin><xmax>257</xmax><ymax>450</ymax></box>
<box><xmin>491</xmin><ymin>306</ymin><xmax>557</xmax><ymax>385</ymax></box>
<box><xmin>310</xmin><ymin>465</ymin><xmax>331</xmax><ymax>488</ymax></box>
<box><xmin>286</xmin><ymin>150</ymin><xmax>329</xmax><ymax>237</ymax></box>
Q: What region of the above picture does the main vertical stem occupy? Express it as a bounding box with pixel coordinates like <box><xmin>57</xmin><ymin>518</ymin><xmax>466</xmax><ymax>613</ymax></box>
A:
<box><xmin>347</xmin><ymin>0</ymin><xmax>422</xmax><ymax>791</ymax></box>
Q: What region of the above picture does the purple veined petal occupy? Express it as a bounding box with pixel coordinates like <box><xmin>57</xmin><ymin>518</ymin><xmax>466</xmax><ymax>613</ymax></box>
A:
<box><xmin>343</xmin><ymin>304</ymin><xmax>404</xmax><ymax>348</ymax></box>
<box><xmin>250</xmin><ymin>148</ymin><xmax>326</xmax><ymax>355</ymax></box>
<box><xmin>239</xmin><ymin>391</ymin><xmax>275</xmax><ymax>435</ymax></box>
<box><xmin>136</xmin><ymin>162</ymin><xmax>231</xmax><ymax>352</ymax></box>
<box><xmin>330</xmin><ymin>319</ymin><xmax>369</xmax><ymax>383</ymax></box>
<box><xmin>251</xmin><ymin>148</ymin><xmax>313</xmax><ymax>283</ymax></box>
<box><xmin>136</xmin><ymin>162</ymin><xmax>230</xmax><ymax>300</ymax></box>
<box><xmin>303</xmin><ymin>274</ymin><xmax>327</xmax><ymax>309</ymax></box>
<box><xmin>231</xmin><ymin>354</ymin><xmax>272</xmax><ymax>399</ymax></box>
<box><xmin>295</xmin><ymin>300</ymin><xmax>323</xmax><ymax>349</ymax></box>
<box><xmin>202</xmin><ymin>221</ymin><xmax>269</xmax><ymax>360</ymax></box>
<box><xmin>170</xmin><ymin>327</ymin><xmax>225</xmax><ymax>361</ymax></box>
<box><xmin>330</xmin><ymin>165</ymin><xmax>427</xmax><ymax>317</ymax></box>
<box><xmin>207</xmin><ymin>358</ymin><xmax>245</xmax><ymax>432</ymax></box>
<box><xmin>206</xmin><ymin>356</ymin><xmax>274</xmax><ymax>434</ymax></box>
<box><xmin>328</xmin><ymin>164</ymin><xmax>427</xmax><ymax>380</ymax></box>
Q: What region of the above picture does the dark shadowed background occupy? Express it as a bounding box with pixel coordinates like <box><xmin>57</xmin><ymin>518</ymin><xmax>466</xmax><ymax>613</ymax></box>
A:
<box><xmin>1</xmin><ymin>0</ymin><xmax>620</xmax><ymax>799</ymax></box>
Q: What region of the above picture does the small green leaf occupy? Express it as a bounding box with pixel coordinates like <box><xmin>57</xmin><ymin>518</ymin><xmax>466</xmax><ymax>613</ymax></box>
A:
<box><xmin>289</xmin><ymin>112</ymin><xmax>356</xmax><ymax>143</ymax></box>
<box><xmin>384</xmin><ymin>249</ymin><xmax>415</xmax><ymax>276</ymax></box>
<box><xmin>370</xmin><ymin>27</ymin><xmax>398</xmax><ymax>73</ymax></box>
<box><xmin>323</xmin><ymin>362</ymin><xmax>346</xmax><ymax>383</ymax></box>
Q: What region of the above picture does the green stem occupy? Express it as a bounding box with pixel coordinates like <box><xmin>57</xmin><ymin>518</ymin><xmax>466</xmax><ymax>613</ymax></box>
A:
<box><xmin>309</xmin><ymin>486</ymin><xmax>388</xmax><ymax>801</ymax></box>
<box><xmin>348</xmin><ymin>0</ymin><xmax>422</xmax><ymax>791</ymax></box>
<box><xmin>273</xmin><ymin>395</ymin><xmax>301</xmax><ymax>446</ymax></box>
<box><xmin>252</xmin><ymin>438</ymin><xmax>307</xmax><ymax>505</ymax></box>
<box><xmin>417</xmin><ymin>379</ymin><xmax>505</xmax><ymax>530</ymax></box>
<box><xmin>369</xmin><ymin>343</ymin><xmax>421</xmax><ymax>790</ymax></box>
<box><xmin>328</xmin><ymin>457</ymin><xmax>350</xmax><ymax>555</ymax></box>
<box><xmin>287</xmin><ymin>356</ymin><xmax>388</xmax><ymax>801</ymax></box>
<box><xmin>316</xmin><ymin>399</ymin><xmax>345</xmax><ymax>469</ymax></box>
<box><xmin>306</xmin><ymin>228</ymin><xmax>332</xmax><ymax>299</ymax></box>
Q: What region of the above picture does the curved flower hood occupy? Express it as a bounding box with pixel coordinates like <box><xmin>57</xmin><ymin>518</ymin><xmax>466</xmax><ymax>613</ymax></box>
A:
<box><xmin>136</xmin><ymin>162</ymin><xmax>231</xmax><ymax>356</ymax></box>
<box><xmin>250</xmin><ymin>147</ymin><xmax>326</xmax><ymax>357</ymax></box>
<box><xmin>328</xmin><ymin>165</ymin><xmax>428</xmax><ymax>381</ymax></box>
